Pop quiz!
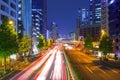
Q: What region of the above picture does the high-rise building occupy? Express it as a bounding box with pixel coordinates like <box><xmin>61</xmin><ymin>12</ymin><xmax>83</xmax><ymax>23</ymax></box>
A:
<box><xmin>90</xmin><ymin>0</ymin><xmax>101</xmax><ymax>25</ymax></box>
<box><xmin>101</xmin><ymin>0</ymin><xmax>109</xmax><ymax>34</ymax></box>
<box><xmin>0</xmin><ymin>0</ymin><xmax>18</xmax><ymax>29</ymax></box>
<box><xmin>78</xmin><ymin>8</ymin><xmax>89</xmax><ymax>25</ymax></box>
<box><xmin>108</xmin><ymin>0</ymin><xmax>120</xmax><ymax>37</ymax></box>
<box><xmin>76</xmin><ymin>18</ymin><xmax>81</xmax><ymax>40</ymax></box>
<box><xmin>108</xmin><ymin>0</ymin><xmax>120</xmax><ymax>56</ymax></box>
<box><xmin>50</xmin><ymin>22</ymin><xmax>58</xmax><ymax>40</ymax></box>
<box><xmin>32</xmin><ymin>9</ymin><xmax>42</xmax><ymax>38</ymax></box>
<box><xmin>32</xmin><ymin>0</ymin><xmax>47</xmax><ymax>38</ymax></box>
<box><xmin>76</xmin><ymin>4</ymin><xmax>101</xmax><ymax>41</ymax></box>
<box><xmin>18</xmin><ymin>0</ymin><xmax>32</xmax><ymax>37</ymax></box>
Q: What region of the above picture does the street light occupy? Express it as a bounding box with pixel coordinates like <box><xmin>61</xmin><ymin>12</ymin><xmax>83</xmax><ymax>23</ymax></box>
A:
<box><xmin>101</xmin><ymin>29</ymin><xmax>105</xmax><ymax>35</ymax></box>
<box><xmin>9</xmin><ymin>20</ymin><xmax>14</xmax><ymax>25</ymax></box>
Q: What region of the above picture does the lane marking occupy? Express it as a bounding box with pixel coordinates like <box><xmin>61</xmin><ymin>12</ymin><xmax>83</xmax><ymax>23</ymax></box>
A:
<box><xmin>112</xmin><ymin>70</ymin><xmax>118</xmax><ymax>73</ymax></box>
<box><xmin>105</xmin><ymin>67</ymin><xmax>119</xmax><ymax>74</ymax></box>
<box><xmin>98</xmin><ymin>68</ymin><xmax>106</xmax><ymax>73</ymax></box>
<box><xmin>86</xmin><ymin>66</ymin><xmax>93</xmax><ymax>73</ymax></box>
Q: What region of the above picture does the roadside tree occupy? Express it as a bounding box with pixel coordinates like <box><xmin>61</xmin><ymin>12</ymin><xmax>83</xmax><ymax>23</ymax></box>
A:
<box><xmin>99</xmin><ymin>32</ymin><xmax>112</xmax><ymax>60</ymax></box>
<box><xmin>0</xmin><ymin>18</ymin><xmax>18</xmax><ymax>73</ymax></box>
<box><xmin>84</xmin><ymin>35</ymin><xmax>93</xmax><ymax>53</ymax></box>
<box><xmin>18</xmin><ymin>35</ymin><xmax>31</xmax><ymax>61</ymax></box>
<box><xmin>37</xmin><ymin>34</ymin><xmax>44</xmax><ymax>49</ymax></box>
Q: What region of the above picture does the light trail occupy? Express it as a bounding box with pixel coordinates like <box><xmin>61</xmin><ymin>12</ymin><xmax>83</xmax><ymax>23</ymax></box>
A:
<box><xmin>52</xmin><ymin>50</ymin><xmax>62</xmax><ymax>80</ymax></box>
<box><xmin>34</xmin><ymin>48</ymin><xmax>58</xmax><ymax>80</ymax></box>
<box><xmin>10</xmin><ymin>47</ymin><xmax>56</xmax><ymax>80</ymax></box>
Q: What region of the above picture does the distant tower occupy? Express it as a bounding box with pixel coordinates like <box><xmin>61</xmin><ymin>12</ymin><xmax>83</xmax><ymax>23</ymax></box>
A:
<box><xmin>50</xmin><ymin>22</ymin><xmax>58</xmax><ymax>40</ymax></box>
<box><xmin>76</xmin><ymin>9</ymin><xmax>81</xmax><ymax>40</ymax></box>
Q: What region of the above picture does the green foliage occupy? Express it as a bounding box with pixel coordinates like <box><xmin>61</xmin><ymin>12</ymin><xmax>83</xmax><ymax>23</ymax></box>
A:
<box><xmin>18</xmin><ymin>35</ymin><xmax>31</xmax><ymax>55</ymax></box>
<box><xmin>47</xmin><ymin>39</ymin><xmax>52</xmax><ymax>47</ymax></box>
<box><xmin>84</xmin><ymin>35</ymin><xmax>93</xmax><ymax>50</ymax></box>
<box><xmin>37</xmin><ymin>34</ymin><xmax>44</xmax><ymax>49</ymax></box>
<box><xmin>0</xmin><ymin>18</ymin><xmax>18</xmax><ymax>57</ymax></box>
<box><xmin>0</xmin><ymin>18</ymin><xmax>18</xmax><ymax>73</ymax></box>
<box><xmin>99</xmin><ymin>33</ymin><xmax>112</xmax><ymax>56</ymax></box>
<box><xmin>44</xmin><ymin>40</ymin><xmax>48</xmax><ymax>47</ymax></box>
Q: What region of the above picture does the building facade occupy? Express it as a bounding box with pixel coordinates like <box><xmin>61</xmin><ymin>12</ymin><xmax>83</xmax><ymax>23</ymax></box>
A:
<box><xmin>18</xmin><ymin>0</ymin><xmax>32</xmax><ymax>37</ymax></box>
<box><xmin>0</xmin><ymin>0</ymin><xmax>18</xmax><ymax>29</ymax></box>
<box><xmin>90</xmin><ymin>0</ymin><xmax>101</xmax><ymax>25</ymax></box>
<box><xmin>32</xmin><ymin>9</ymin><xmax>42</xmax><ymax>38</ymax></box>
<box><xmin>79</xmin><ymin>25</ymin><xmax>101</xmax><ymax>41</ymax></box>
<box><xmin>76</xmin><ymin>18</ymin><xmax>81</xmax><ymax>40</ymax></box>
<box><xmin>50</xmin><ymin>22</ymin><xmax>58</xmax><ymax>40</ymax></box>
<box><xmin>32</xmin><ymin>0</ymin><xmax>47</xmax><ymax>38</ymax></box>
<box><xmin>108</xmin><ymin>0</ymin><xmax>120</xmax><ymax>56</ymax></box>
<box><xmin>78</xmin><ymin>8</ymin><xmax>89</xmax><ymax>25</ymax></box>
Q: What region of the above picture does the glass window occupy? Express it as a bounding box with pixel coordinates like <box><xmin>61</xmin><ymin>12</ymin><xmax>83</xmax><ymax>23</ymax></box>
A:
<box><xmin>2</xmin><ymin>0</ymin><xmax>9</xmax><ymax>4</ymax></box>
<box><xmin>18</xmin><ymin>4</ymin><xmax>21</xmax><ymax>8</ymax></box>
<box><xmin>10</xmin><ymin>2</ymin><xmax>16</xmax><ymax>10</ymax></box>
<box><xmin>10</xmin><ymin>11</ymin><xmax>16</xmax><ymax>18</ymax></box>
<box><xmin>1</xmin><ymin>4</ymin><xmax>9</xmax><ymax>13</ymax></box>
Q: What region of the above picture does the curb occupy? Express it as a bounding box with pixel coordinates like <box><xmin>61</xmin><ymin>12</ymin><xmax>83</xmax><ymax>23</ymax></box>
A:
<box><xmin>63</xmin><ymin>50</ymin><xmax>75</xmax><ymax>80</ymax></box>
<box><xmin>0</xmin><ymin>70</ymin><xmax>15</xmax><ymax>80</ymax></box>
<box><xmin>101</xmin><ymin>60</ymin><xmax>120</xmax><ymax>68</ymax></box>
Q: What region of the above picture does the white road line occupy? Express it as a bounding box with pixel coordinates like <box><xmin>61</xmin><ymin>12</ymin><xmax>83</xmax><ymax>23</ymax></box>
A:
<box><xmin>50</xmin><ymin>70</ymin><xmax>53</xmax><ymax>79</ymax></box>
<box><xmin>98</xmin><ymin>68</ymin><xmax>106</xmax><ymax>73</ymax></box>
<box><xmin>105</xmin><ymin>67</ymin><xmax>119</xmax><ymax>74</ymax></box>
<box><xmin>86</xmin><ymin>66</ymin><xmax>93</xmax><ymax>73</ymax></box>
<box><xmin>112</xmin><ymin>70</ymin><xmax>118</xmax><ymax>73</ymax></box>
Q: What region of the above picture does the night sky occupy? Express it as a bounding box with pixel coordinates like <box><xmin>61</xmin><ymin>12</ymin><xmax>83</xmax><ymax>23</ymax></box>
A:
<box><xmin>47</xmin><ymin>0</ymin><xmax>89</xmax><ymax>35</ymax></box>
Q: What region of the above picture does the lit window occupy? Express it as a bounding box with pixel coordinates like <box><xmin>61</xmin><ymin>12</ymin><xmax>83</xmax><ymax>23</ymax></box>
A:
<box><xmin>18</xmin><ymin>4</ymin><xmax>21</xmax><ymax>8</ymax></box>
<box><xmin>18</xmin><ymin>17</ymin><xmax>21</xmax><ymax>20</ymax></box>
<box><xmin>18</xmin><ymin>11</ymin><xmax>21</xmax><ymax>14</ymax></box>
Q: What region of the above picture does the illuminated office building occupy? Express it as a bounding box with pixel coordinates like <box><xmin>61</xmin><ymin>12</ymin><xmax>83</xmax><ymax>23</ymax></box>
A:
<box><xmin>0</xmin><ymin>0</ymin><xmax>18</xmax><ymax>29</ymax></box>
<box><xmin>90</xmin><ymin>0</ymin><xmax>101</xmax><ymax>24</ymax></box>
<box><xmin>108</xmin><ymin>0</ymin><xmax>120</xmax><ymax>56</ymax></box>
<box><xmin>32</xmin><ymin>0</ymin><xmax>47</xmax><ymax>38</ymax></box>
<box><xmin>18</xmin><ymin>0</ymin><xmax>32</xmax><ymax>37</ymax></box>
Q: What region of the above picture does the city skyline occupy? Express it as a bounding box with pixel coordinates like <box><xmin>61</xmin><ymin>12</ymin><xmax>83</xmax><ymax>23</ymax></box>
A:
<box><xmin>47</xmin><ymin>0</ymin><xmax>89</xmax><ymax>35</ymax></box>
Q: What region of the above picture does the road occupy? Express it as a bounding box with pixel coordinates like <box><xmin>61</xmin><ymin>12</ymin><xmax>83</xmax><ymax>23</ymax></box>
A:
<box><xmin>10</xmin><ymin>44</ymin><xmax>68</xmax><ymax>80</ymax></box>
<box><xmin>66</xmin><ymin>50</ymin><xmax>120</xmax><ymax>80</ymax></box>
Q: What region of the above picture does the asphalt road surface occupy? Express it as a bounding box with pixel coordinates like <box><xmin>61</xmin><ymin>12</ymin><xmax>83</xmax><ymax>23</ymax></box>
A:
<box><xmin>70</xmin><ymin>50</ymin><xmax>120</xmax><ymax>80</ymax></box>
<box><xmin>10</xmin><ymin>44</ymin><xmax>67</xmax><ymax>80</ymax></box>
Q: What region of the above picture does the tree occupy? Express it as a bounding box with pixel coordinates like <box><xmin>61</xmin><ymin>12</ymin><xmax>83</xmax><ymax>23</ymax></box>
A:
<box><xmin>0</xmin><ymin>18</ymin><xmax>18</xmax><ymax>73</ymax></box>
<box><xmin>47</xmin><ymin>39</ymin><xmax>52</xmax><ymax>47</ymax></box>
<box><xmin>84</xmin><ymin>35</ymin><xmax>93</xmax><ymax>51</ymax></box>
<box><xmin>99</xmin><ymin>32</ymin><xmax>112</xmax><ymax>60</ymax></box>
<box><xmin>44</xmin><ymin>40</ymin><xmax>48</xmax><ymax>47</ymax></box>
<box><xmin>18</xmin><ymin>35</ymin><xmax>31</xmax><ymax>61</ymax></box>
<box><xmin>37</xmin><ymin>34</ymin><xmax>44</xmax><ymax>49</ymax></box>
